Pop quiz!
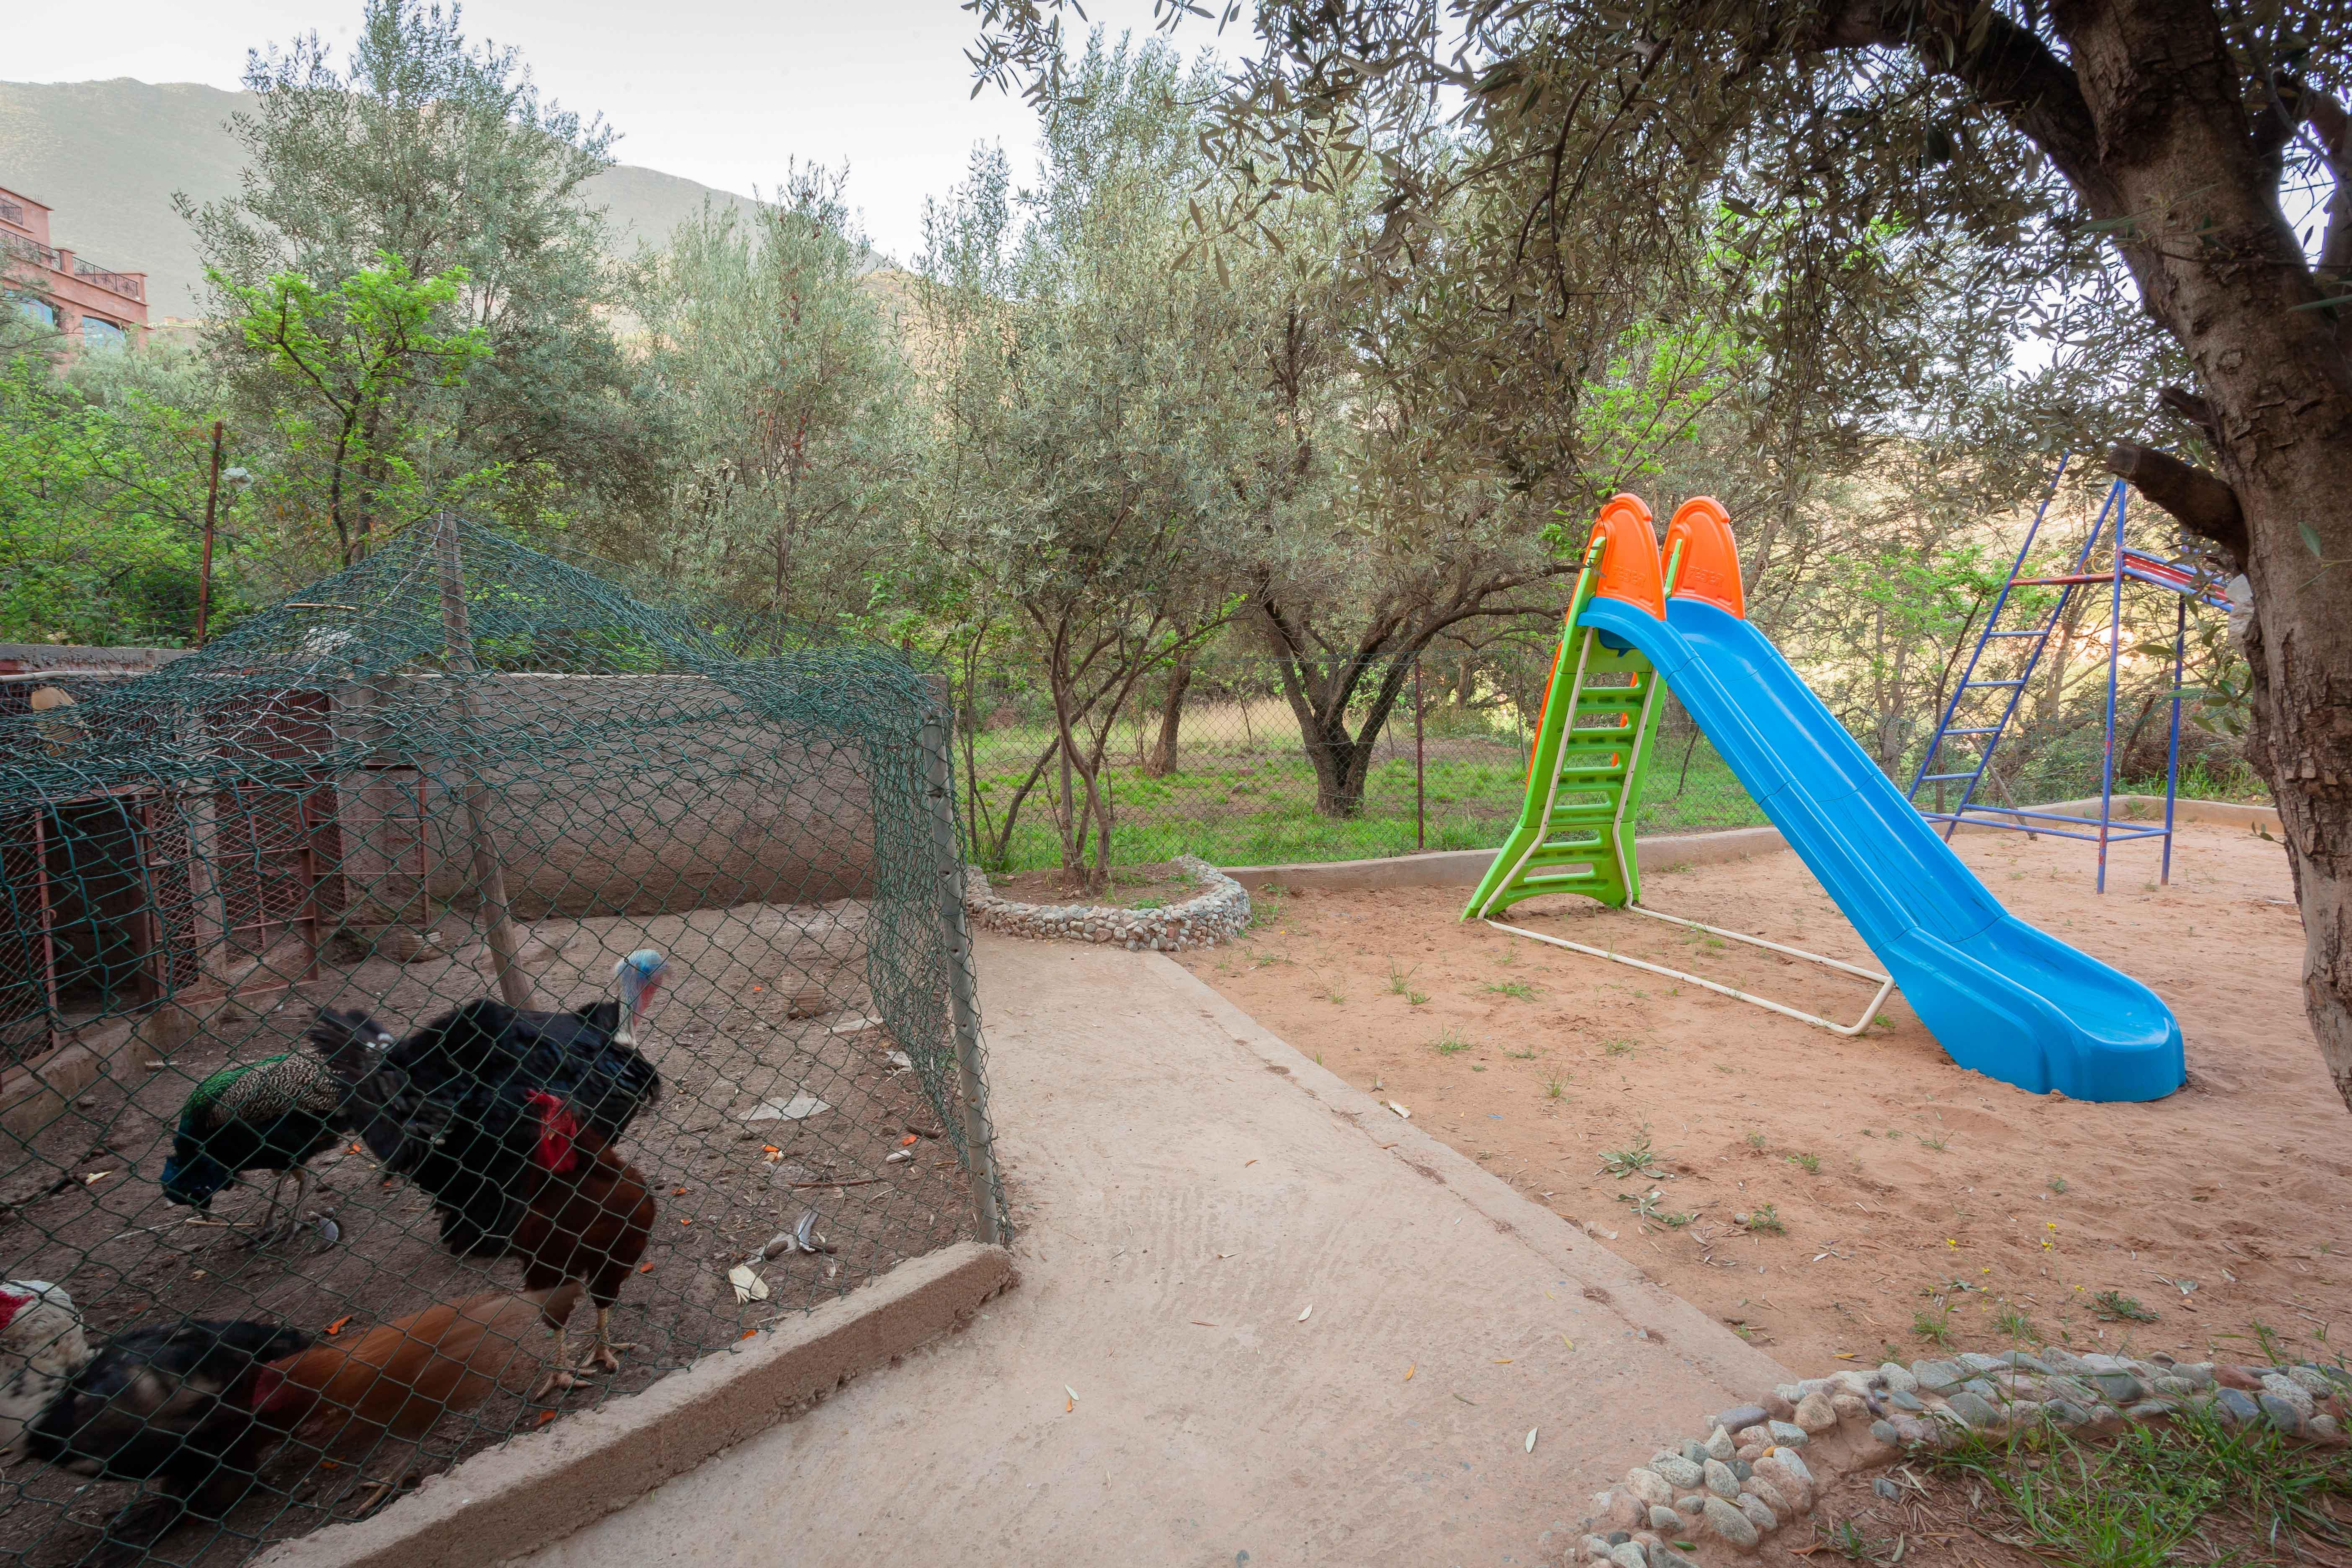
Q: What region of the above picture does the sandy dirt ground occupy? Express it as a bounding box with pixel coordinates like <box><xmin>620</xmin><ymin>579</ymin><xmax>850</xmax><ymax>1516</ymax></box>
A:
<box><xmin>1179</xmin><ymin>823</ymin><xmax>2350</xmax><ymax>1386</ymax></box>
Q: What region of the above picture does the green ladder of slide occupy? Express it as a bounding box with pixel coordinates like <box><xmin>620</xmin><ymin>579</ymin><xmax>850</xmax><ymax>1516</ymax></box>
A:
<box><xmin>1463</xmin><ymin>552</ymin><xmax>1669</xmax><ymax>918</ymax></box>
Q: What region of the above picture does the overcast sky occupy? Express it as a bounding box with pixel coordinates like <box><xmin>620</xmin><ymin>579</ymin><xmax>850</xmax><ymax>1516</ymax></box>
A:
<box><xmin>12</xmin><ymin>0</ymin><xmax>1246</xmax><ymax>263</ymax></box>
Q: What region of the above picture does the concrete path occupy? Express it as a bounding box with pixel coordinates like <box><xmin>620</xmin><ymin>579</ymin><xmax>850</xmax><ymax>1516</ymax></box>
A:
<box><xmin>515</xmin><ymin>937</ymin><xmax>1787</xmax><ymax>1568</ymax></box>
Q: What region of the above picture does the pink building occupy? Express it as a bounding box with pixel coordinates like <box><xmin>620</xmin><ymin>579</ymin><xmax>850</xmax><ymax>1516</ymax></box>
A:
<box><xmin>1</xmin><ymin>183</ymin><xmax>147</xmax><ymax>348</ymax></box>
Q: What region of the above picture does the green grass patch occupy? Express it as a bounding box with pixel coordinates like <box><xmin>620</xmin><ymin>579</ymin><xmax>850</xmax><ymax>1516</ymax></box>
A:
<box><xmin>1923</xmin><ymin>1406</ymin><xmax>2352</xmax><ymax>1567</ymax></box>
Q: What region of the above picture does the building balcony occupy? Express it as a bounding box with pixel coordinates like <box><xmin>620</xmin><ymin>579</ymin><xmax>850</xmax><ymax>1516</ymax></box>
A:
<box><xmin>1</xmin><ymin>231</ymin><xmax>60</xmax><ymax>271</ymax></box>
<box><xmin>71</xmin><ymin>258</ymin><xmax>142</xmax><ymax>302</ymax></box>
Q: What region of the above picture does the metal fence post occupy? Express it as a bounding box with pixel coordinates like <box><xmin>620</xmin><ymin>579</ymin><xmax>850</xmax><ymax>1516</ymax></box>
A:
<box><xmin>1414</xmin><ymin>652</ymin><xmax>1426</xmax><ymax>850</ymax></box>
<box><xmin>921</xmin><ymin>675</ymin><xmax>1005</xmax><ymax>1245</ymax></box>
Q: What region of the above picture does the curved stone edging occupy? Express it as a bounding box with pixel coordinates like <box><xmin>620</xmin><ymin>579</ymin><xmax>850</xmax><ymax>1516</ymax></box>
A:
<box><xmin>964</xmin><ymin>854</ymin><xmax>1250</xmax><ymax>952</ymax></box>
<box><xmin>1572</xmin><ymin>1349</ymin><xmax>2350</xmax><ymax>1562</ymax></box>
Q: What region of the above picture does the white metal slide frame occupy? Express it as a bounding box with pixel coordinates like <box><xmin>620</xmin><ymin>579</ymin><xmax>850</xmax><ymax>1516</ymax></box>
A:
<box><xmin>1483</xmin><ymin>904</ymin><xmax>1898</xmax><ymax>1037</ymax></box>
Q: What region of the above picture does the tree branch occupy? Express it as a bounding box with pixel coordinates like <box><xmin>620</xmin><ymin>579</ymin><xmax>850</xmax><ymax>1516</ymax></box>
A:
<box><xmin>1803</xmin><ymin>0</ymin><xmax>2123</xmax><ymax>216</ymax></box>
<box><xmin>2158</xmin><ymin>384</ymin><xmax>2217</xmax><ymax>439</ymax></box>
<box><xmin>2104</xmin><ymin>441</ymin><xmax>2248</xmax><ymax>567</ymax></box>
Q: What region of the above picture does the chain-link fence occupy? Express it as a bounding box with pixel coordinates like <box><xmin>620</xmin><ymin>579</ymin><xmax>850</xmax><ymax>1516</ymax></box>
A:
<box><xmin>949</xmin><ymin>646</ymin><xmax>2264</xmax><ymax>882</ymax></box>
<box><xmin>0</xmin><ymin>517</ymin><xmax>1001</xmax><ymax>1566</ymax></box>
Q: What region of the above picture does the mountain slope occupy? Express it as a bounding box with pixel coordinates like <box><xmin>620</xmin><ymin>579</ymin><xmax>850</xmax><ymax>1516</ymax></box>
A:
<box><xmin>0</xmin><ymin>78</ymin><xmax>754</xmax><ymax>319</ymax></box>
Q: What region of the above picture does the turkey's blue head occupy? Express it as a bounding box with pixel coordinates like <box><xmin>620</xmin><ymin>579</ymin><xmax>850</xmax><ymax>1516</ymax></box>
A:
<box><xmin>616</xmin><ymin>948</ymin><xmax>669</xmax><ymax>1022</ymax></box>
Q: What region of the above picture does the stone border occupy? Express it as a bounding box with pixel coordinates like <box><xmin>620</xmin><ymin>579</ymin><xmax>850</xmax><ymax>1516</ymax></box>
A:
<box><xmin>251</xmin><ymin>1242</ymin><xmax>1018</xmax><ymax>1568</ymax></box>
<box><xmin>963</xmin><ymin>853</ymin><xmax>1250</xmax><ymax>952</ymax></box>
<box><xmin>1223</xmin><ymin>795</ymin><xmax>2280</xmax><ymax>896</ymax></box>
<box><xmin>1571</xmin><ymin>1346</ymin><xmax>2349</xmax><ymax>1563</ymax></box>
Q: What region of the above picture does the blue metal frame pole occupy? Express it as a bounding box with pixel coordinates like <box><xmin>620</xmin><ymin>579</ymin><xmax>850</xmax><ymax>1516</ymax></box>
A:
<box><xmin>1908</xmin><ymin>455</ymin><xmax>2070</xmax><ymax>804</ymax></box>
<box><xmin>1932</xmin><ymin>477</ymin><xmax>2117</xmax><ymax>841</ymax></box>
<box><xmin>2162</xmin><ymin>594</ymin><xmax>2187</xmax><ymax>885</ymax></box>
<box><xmin>2097</xmin><ymin>486</ymin><xmax>2125</xmax><ymax>893</ymax></box>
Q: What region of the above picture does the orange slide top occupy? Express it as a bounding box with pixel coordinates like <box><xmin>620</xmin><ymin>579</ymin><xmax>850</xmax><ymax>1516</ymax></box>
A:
<box><xmin>1663</xmin><ymin>496</ymin><xmax>1744</xmax><ymax>618</ymax></box>
<box><xmin>1585</xmin><ymin>493</ymin><xmax>1664</xmax><ymax>619</ymax></box>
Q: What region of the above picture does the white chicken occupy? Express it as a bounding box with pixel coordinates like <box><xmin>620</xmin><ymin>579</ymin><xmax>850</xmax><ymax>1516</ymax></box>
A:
<box><xmin>0</xmin><ymin>1279</ymin><xmax>91</xmax><ymax>1457</ymax></box>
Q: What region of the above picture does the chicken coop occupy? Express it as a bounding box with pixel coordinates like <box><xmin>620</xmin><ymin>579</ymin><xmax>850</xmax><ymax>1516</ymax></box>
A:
<box><xmin>0</xmin><ymin>517</ymin><xmax>1003</xmax><ymax>1566</ymax></box>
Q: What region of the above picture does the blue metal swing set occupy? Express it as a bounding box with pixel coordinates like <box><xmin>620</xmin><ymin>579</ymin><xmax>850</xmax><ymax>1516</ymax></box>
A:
<box><xmin>1906</xmin><ymin>456</ymin><xmax>2233</xmax><ymax>892</ymax></box>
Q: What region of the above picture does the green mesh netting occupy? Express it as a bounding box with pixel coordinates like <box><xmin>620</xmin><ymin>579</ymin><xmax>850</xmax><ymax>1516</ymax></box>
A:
<box><xmin>0</xmin><ymin>516</ymin><xmax>1003</xmax><ymax>1566</ymax></box>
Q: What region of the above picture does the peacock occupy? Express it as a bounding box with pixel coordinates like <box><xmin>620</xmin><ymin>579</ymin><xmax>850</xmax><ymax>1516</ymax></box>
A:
<box><xmin>159</xmin><ymin>1019</ymin><xmax>395</xmax><ymax>1246</ymax></box>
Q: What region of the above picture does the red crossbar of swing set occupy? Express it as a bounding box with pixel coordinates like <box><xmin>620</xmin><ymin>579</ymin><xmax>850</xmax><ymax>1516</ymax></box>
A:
<box><xmin>2011</xmin><ymin>546</ymin><xmax>2231</xmax><ymax>609</ymax></box>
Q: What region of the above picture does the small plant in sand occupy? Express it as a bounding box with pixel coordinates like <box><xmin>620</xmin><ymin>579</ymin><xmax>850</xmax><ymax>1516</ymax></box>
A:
<box><xmin>1482</xmin><ymin>980</ymin><xmax>1536</xmax><ymax>1000</ymax></box>
<box><xmin>1823</xmin><ymin>1518</ymin><xmax>1866</xmax><ymax>1560</ymax></box>
<box><xmin>1745</xmin><ymin>1132</ymin><xmax>1767</xmax><ymax>1150</ymax></box>
<box><xmin>1994</xmin><ymin>1307</ymin><xmax>2035</xmax><ymax>1340</ymax></box>
<box><xmin>1913</xmin><ymin>1303</ymin><xmax>1956</xmax><ymax>1345</ymax></box>
<box><xmin>1602</xmin><ymin>1037</ymin><xmax>1636</xmax><ymax>1057</ymax></box>
<box><xmin>2092</xmin><ymin>1290</ymin><xmax>2160</xmax><ymax>1323</ymax></box>
<box><xmin>2049</xmin><ymin>1176</ymin><xmax>2070</xmax><ymax>1194</ymax></box>
<box><xmin>1787</xmin><ymin>1151</ymin><xmax>1821</xmax><ymax>1173</ymax></box>
<box><xmin>1502</xmin><ymin>1046</ymin><xmax>1536</xmax><ymax>1060</ymax></box>
<box><xmin>1432</xmin><ymin>1029</ymin><xmax>1471</xmax><ymax>1056</ymax></box>
<box><xmin>1599</xmin><ymin>1127</ymin><xmax>1666</xmax><ymax>1178</ymax></box>
<box><xmin>1919</xmin><ymin>1134</ymin><xmax>1949</xmax><ymax>1151</ymax></box>
<box><xmin>1543</xmin><ymin>1075</ymin><xmax>1568</xmax><ymax>1100</ymax></box>
<box><xmin>1736</xmin><ymin>1203</ymin><xmax>1785</xmax><ymax>1235</ymax></box>
<box><xmin>1618</xmin><ymin>1188</ymin><xmax>1693</xmax><ymax>1230</ymax></box>
<box><xmin>1385</xmin><ymin>959</ymin><xmax>1415</xmax><ymax>995</ymax></box>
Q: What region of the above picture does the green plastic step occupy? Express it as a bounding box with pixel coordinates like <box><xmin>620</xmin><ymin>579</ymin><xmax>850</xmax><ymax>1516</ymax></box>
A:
<box><xmin>1463</xmin><ymin>554</ymin><xmax>1667</xmax><ymax>920</ymax></box>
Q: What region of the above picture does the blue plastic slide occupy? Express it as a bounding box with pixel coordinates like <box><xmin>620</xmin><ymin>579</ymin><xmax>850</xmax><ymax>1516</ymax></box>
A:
<box><xmin>1579</xmin><ymin>592</ymin><xmax>2186</xmax><ymax>1103</ymax></box>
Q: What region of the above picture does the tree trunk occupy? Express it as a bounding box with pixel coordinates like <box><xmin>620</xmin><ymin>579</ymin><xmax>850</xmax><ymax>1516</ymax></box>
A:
<box><xmin>1140</xmin><ymin>652</ymin><xmax>1194</xmax><ymax>778</ymax></box>
<box><xmin>1267</xmin><ymin>637</ymin><xmax>1418</xmax><ymax>818</ymax></box>
<box><xmin>1822</xmin><ymin>0</ymin><xmax>2352</xmax><ymax>1106</ymax></box>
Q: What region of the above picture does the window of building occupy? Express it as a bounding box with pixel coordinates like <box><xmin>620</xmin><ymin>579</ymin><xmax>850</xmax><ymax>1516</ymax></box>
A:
<box><xmin>13</xmin><ymin>294</ymin><xmax>57</xmax><ymax>328</ymax></box>
<box><xmin>80</xmin><ymin>315</ymin><xmax>126</xmax><ymax>349</ymax></box>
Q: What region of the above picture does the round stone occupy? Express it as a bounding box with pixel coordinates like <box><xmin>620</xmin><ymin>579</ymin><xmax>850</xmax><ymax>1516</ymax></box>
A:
<box><xmin>1611</xmin><ymin>1541</ymin><xmax>1651</xmax><ymax>1568</ymax></box>
<box><xmin>1648</xmin><ymin>1504</ymin><xmax>1683</xmax><ymax>1532</ymax></box>
<box><xmin>2258</xmin><ymin>1394</ymin><xmax>2308</xmax><ymax>1436</ymax></box>
<box><xmin>1744</xmin><ymin>1474</ymin><xmax>1790</xmax><ymax>1514</ymax></box>
<box><xmin>1680</xmin><ymin>1438</ymin><xmax>1710</xmax><ymax>1467</ymax></box>
<box><xmin>1704</xmin><ymin>1424</ymin><xmax>1736</xmax><ymax>1460</ymax></box>
<box><xmin>1765</xmin><ymin>1419</ymin><xmax>1810</xmax><ymax>1447</ymax></box>
<box><xmin>1703</xmin><ymin>1495</ymin><xmax>1761</xmax><ymax>1551</ymax></box>
<box><xmin>1751</xmin><ymin>1455</ymin><xmax>1810</xmax><ymax>1513</ymax></box>
<box><xmin>1650</xmin><ymin>1456</ymin><xmax>1703</xmax><ymax>1490</ymax></box>
<box><xmin>1675</xmin><ymin>1494</ymin><xmax>1707</xmax><ymax>1516</ymax></box>
<box><xmin>1736</xmin><ymin>1492</ymin><xmax>1778</xmax><ymax>1532</ymax></box>
<box><xmin>1793</xmin><ymin>1390</ymin><xmax>1838</xmax><ymax>1432</ymax></box>
<box><xmin>1945</xmin><ymin>1390</ymin><xmax>2005</xmax><ymax>1429</ymax></box>
<box><xmin>1625</xmin><ymin>1468</ymin><xmax>1675</xmax><ymax>1509</ymax></box>
<box><xmin>2261</xmin><ymin>1375</ymin><xmax>2317</xmax><ymax>1418</ymax></box>
<box><xmin>1703</xmin><ymin>1458</ymin><xmax>1741</xmax><ymax>1498</ymax></box>
<box><xmin>1710</xmin><ymin>1403</ymin><xmax>1770</xmax><ymax>1433</ymax></box>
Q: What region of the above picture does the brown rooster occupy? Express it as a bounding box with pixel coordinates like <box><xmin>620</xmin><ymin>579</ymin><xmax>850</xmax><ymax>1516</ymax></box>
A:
<box><xmin>253</xmin><ymin>1282</ymin><xmax>583</xmax><ymax>1511</ymax></box>
<box><xmin>505</xmin><ymin>1091</ymin><xmax>656</xmax><ymax>1393</ymax></box>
